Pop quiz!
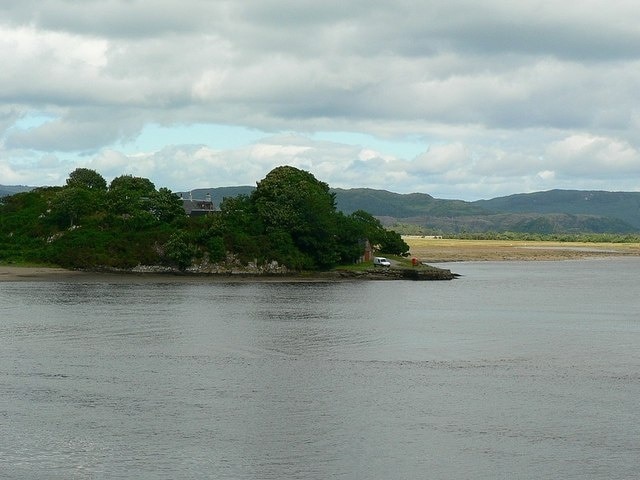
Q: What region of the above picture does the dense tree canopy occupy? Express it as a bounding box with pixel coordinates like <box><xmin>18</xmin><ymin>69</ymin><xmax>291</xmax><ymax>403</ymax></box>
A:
<box><xmin>251</xmin><ymin>166</ymin><xmax>340</xmax><ymax>268</ymax></box>
<box><xmin>1</xmin><ymin>166</ymin><xmax>408</xmax><ymax>271</ymax></box>
<box><xmin>66</xmin><ymin>168</ymin><xmax>108</xmax><ymax>191</ymax></box>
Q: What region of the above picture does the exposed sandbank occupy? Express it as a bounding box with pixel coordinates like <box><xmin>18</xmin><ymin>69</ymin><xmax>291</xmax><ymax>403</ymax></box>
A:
<box><xmin>404</xmin><ymin>237</ymin><xmax>640</xmax><ymax>263</ymax></box>
<box><xmin>0</xmin><ymin>266</ymin><xmax>353</xmax><ymax>283</ymax></box>
<box><xmin>0</xmin><ymin>266</ymin><xmax>91</xmax><ymax>282</ymax></box>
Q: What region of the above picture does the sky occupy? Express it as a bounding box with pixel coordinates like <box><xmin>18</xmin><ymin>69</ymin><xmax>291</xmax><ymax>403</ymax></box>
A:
<box><xmin>1</xmin><ymin>0</ymin><xmax>640</xmax><ymax>200</ymax></box>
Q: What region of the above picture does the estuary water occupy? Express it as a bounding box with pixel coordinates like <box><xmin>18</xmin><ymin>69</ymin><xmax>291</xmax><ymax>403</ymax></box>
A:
<box><xmin>1</xmin><ymin>258</ymin><xmax>639</xmax><ymax>479</ymax></box>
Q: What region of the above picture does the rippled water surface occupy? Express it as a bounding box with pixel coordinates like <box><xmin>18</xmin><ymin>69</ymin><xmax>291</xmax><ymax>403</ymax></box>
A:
<box><xmin>1</xmin><ymin>258</ymin><xmax>639</xmax><ymax>479</ymax></box>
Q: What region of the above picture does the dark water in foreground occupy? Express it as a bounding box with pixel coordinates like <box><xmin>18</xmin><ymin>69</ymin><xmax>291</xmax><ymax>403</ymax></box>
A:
<box><xmin>1</xmin><ymin>258</ymin><xmax>639</xmax><ymax>479</ymax></box>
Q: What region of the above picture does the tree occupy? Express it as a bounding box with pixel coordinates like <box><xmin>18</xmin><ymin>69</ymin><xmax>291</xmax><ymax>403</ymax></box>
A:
<box><xmin>349</xmin><ymin>210</ymin><xmax>384</xmax><ymax>242</ymax></box>
<box><xmin>251</xmin><ymin>166</ymin><xmax>340</xmax><ymax>269</ymax></box>
<box><xmin>163</xmin><ymin>232</ymin><xmax>194</xmax><ymax>270</ymax></box>
<box><xmin>349</xmin><ymin>209</ymin><xmax>409</xmax><ymax>255</ymax></box>
<box><xmin>252</xmin><ymin>166</ymin><xmax>336</xmax><ymax>231</ymax></box>
<box><xmin>108</xmin><ymin>175</ymin><xmax>157</xmax><ymax>217</ymax></box>
<box><xmin>206</xmin><ymin>236</ymin><xmax>226</xmax><ymax>263</ymax></box>
<box><xmin>66</xmin><ymin>168</ymin><xmax>107</xmax><ymax>191</ymax></box>
<box><xmin>109</xmin><ymin>175</ymin><xmax>156</xmax><ymax>194</ymax></box>
<box><xmin>334</xmin><ymin>211</ymin><xmax>367</xmax><ymax>264</ymax></box>
<box><xmin>50</xmin><ymin>187</ymin><xmax>98</xmax><ymax>227</ymax></box>
<box><xmin>218</xmin><ymin>194</ymin><xmax>262</xmax><ymax>262</ymax></box>
<box><xmin>149</xmin><ymin>187</ymin><xmax>185</xmax><ymax>223</ymax></box>
<box><xmin>378</xmin><ymin>229</ymin><xmax>410</xmax><ymax>256</ymax></box>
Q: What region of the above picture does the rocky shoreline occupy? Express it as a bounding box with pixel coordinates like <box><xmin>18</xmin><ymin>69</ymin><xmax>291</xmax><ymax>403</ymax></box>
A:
<box><xmin>0</xmin><ymin>264</ymin><xmax>457</xmax><ymax>282</ymax></box>
<box><xmin>332</xmin><ymin>266</ymin><xmax>457</xmax><ymax>280</ymax></box>
<box><xmin>5</xmin><ymin>239</ymin><xmax>637</xmax><ymax>282</ymax></box>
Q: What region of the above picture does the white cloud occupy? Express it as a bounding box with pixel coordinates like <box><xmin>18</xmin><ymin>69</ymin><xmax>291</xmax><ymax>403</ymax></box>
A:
<box><xmin>1</xmin><ymin>1</ymin><xmax>640</xmax><ymax>198</ymax></box>
<box><xmin>413</xmin><ymin>144</ymin><xmax>471</xmax><ymax>175</ymax></box>
<box><xmin>546</xmin><ymin>134</ymin><xmax>640</xmax><ymax>176</ymax></box>
<box><xmin>537</xmin><ymin>170</ymin><xmax>555</xmax><ymax>181</ymax></box>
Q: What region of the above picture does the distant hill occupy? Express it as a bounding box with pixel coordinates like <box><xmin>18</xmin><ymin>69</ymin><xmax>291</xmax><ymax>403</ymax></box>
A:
<box><xmin>180</xmin><ymin>186</ymin><xmax>255</xmax><ymax>207</ymax></box>
<box><xmin>332</xmin><ymin>188</ymin><xmax>488</xmax><ymax>217</ymax></box>
<box><xmin>0</xmin><ymin>185</ymin><xmax>34</xmax><ymax>197</ymax></box>
<box><xmin>384</xmin><ymin>212</ymin><xmax>636</xmax><ymax>234</ymax></box>
<box><xmin>179</xmin><ymin>186</ymin><xmax>640</xmax><ymax>233</ymax></box>
<box><xmin>473</xmin><ymin>190</ymin><xmax>640</xmax><ymax>229</ymax></box>
<box><xmin>335</xmin><ymin>188</ymin><xmax>640</xmax><ymax>234</ymax></box>
<box><xmin>184</xmin><ymin>186</ymin><xmax>488</xmax><ymax>217</ymax></box>
<box><xmin>7</xmin><ymin>184</ymin><xmax>640</xmax><ymax>233</ymax></box>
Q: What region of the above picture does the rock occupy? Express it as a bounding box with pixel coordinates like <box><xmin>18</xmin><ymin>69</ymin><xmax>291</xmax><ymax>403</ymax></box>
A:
<box><xmin>335</xmin><ymin>265</ymin><xmax>457</xmax><ymax>280</ymax></box>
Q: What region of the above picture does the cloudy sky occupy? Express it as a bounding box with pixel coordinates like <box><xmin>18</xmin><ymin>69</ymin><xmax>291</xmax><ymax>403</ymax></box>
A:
<box><xmin>1</xmin><ymin>0</ymin><xmax>640</xmax><ymax>200</ymax></box>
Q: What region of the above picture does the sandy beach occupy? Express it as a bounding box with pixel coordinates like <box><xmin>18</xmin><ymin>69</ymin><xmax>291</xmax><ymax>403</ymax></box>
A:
<box><xmin>0</xmin><ymin>266</ymin><xmax>93</xmax><ymax>282</ymax></box>
<box><xmin>0</xmin><ymin>266</ymin><xmax>342</xmax><ymax>283</ymax></box>
<box><xmin>404</xmin><ymin>237</ymin><xmax>640</xmax><ymax>263</ymax></box>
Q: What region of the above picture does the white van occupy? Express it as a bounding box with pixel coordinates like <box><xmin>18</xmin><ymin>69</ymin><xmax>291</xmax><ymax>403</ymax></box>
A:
<box><xmin>373</xmin><ymin>256</ymin><xmax>391</xmax><ymax>267</ymax></box>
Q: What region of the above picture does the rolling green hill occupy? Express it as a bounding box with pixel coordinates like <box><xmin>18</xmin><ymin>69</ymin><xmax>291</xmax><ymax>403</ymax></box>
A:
<box><xmin>176</xmin><ymin>186</ymin><xmax>640</xmax><ymax>233</ymax></box>
<box><xmin>332</xmin><ymin>188</ymin><xmax>488</xmax><ymax>217</ymax></box>
<box><xmin>0</xmin><ymin>185</ymin><xmax>33</xmax><ymax>197</ymax></box>
<box><xmin>387</xmin><ymin>212</ymin><xmax>636</xmax><ymax>234</ymax></box>
<box><xmin>7</xmin><ymin>184</ymin><xmax>640</xmax><ymax>233</ymax></box>
<box><xmin>333</xmin><ymin>188</ymin><xmax>640</xmax><ymax>233</ymax></box>
<box><xmin>185</xmin><ymin>187</ymin><xmax>489</xmax><ymax>217</ymax></box>
<box><xmin>473</xmin><ymin>190</ymin><xmax>640</xmax><ymax>229</ymax></box>
<box><xmin>181</xmin><ymin>186</ymin><xmax>255</xmax><ymax>207</ymax></box>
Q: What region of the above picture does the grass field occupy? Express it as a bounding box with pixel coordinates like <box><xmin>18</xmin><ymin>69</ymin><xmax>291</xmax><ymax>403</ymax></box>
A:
<box><xmin>403</xmin><ymin>236</ymin><xmax>640</xmax><ymax>262</ymax></box>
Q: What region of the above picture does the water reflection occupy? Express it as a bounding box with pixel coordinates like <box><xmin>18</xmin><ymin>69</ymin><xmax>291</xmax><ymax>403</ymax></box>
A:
<box><xmin>242</xmin><ymin>282</ymin><xmax>374</xmax><ymax>358</ymax></box>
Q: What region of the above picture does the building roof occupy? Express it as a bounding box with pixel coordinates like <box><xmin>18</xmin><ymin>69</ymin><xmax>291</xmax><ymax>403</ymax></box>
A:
<box><xmin>181</xmin><ymin>192</ymin><xmax>216</xmax><ymax>216</ymax></box>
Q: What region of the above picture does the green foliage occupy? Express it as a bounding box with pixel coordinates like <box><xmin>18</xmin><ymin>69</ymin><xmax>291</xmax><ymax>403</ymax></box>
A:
<box><xmin>163</xmin><ymin>232</ymin><xmax>195</xmax><ymax>270</ymax></box>
<box><xmin>1</xmin><ymin>165</ymin><xmax>406</xmax><ymax>272</ymax></box>
<box><xmin>44</xmin><ymin>228</ymin><xmax>112</xmax><ymax>268</ymax></box>
<box><xmin>252</xmin><ymin>166</ymin><xmax>335</xmax><ymax>231</ymax></box>
<box><xmin>49</xmin><ymin>187</ymin><xmax>105</xmax><ymax>228</ymax></box>
<box><xmin>151</xmin><ymin>187</ymin><xmax>186</xmax><ymax>223</ymax></box>
<box><xmin>334</xmin><ymin>212</ymin><xmax>368</xmax><ymax>264</ymax></box>
<box><xmin>206</xmin><ymin>236</ymin><xmax>226</xmax><ymax>263</ymax></box>
<box><xmin>251</xmin><ymin>166</ymin><xmax>340</xmax><ymax>269</ymax></box>
<box><xmin>108</xmin><ymin>175</ymin><xmax>156</xmax><ymax>216</ymax></box>
<box><xmin>217</xmin><ymin>194</ymin><xmax>262</xmax><ymax>263</ymax></box>
<box><xmin>109</xmin><ymin>174</ymin><xmax>155</xmax><ymax>193</ymax></box>
<box><xmin>66</xmin><ymin>168</ymin><xmax>107</xmax><ymax>191</ymax></box>
<box><xmin>347</xmin><ymin>210</ymin><xmax>409</xmax><ymax>256</ymax></box>
<box><xmin>378</xmin><ymin>229</ymin><xmax>410</xmax><ymax>256</ymax></box>
<box><xmin>0</xmin><ymin>170</ymin><xmax>184</xmax><ymax>269</ymax></box>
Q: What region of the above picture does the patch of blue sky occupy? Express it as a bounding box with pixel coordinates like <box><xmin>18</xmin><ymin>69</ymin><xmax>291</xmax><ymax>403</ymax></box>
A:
<box><xmin>11</xmin><ymin>113</ymin><xmax>58</xmax><ymax>130</ymax></box>
<box><xmin>120</xmin><ymin>123</ymin><xmax>429</xmax><ymax>160</ymax></box>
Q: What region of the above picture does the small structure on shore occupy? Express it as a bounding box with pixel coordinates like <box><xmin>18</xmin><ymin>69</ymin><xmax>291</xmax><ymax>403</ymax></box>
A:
<box><xmin>181</xmin><ymin>192</ymin><xmax>216</xmax><ymax>217</ymax></box>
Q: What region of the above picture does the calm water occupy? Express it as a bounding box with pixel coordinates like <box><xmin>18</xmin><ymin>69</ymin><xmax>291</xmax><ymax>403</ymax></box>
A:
<box><xmin>1</xmin><ymin>258</ymin><xmax>639</xmax><ymax>479</ymax></box>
